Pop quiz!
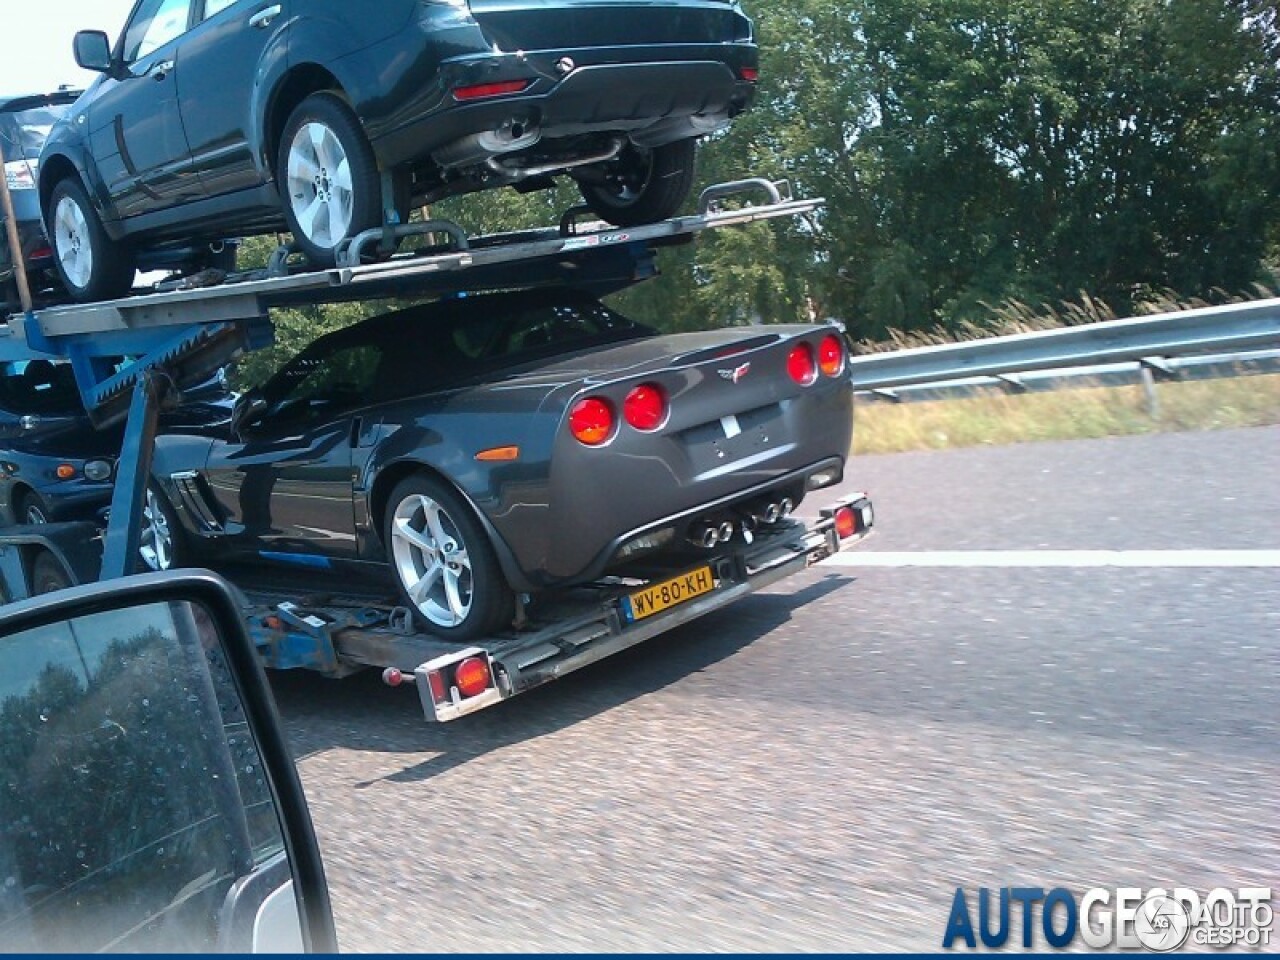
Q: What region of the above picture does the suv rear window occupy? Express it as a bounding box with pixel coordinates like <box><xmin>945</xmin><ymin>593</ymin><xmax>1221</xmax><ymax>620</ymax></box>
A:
<box><xmin>0</xmin><ymin>104</ymin><xmax>72</xmax><ymax>161</ymax></box>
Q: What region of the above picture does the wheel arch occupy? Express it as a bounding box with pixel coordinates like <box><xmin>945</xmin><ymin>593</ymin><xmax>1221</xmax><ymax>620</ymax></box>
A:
<box><xmin>368</xmin><ymin>459</ymin><xmax>533</xmax><ymax>594</ymax></box>
<box><xmin>263</xmin><ymin>64</ymin><xmax>346</xmax><ymax>183</ymax></box>
<box><xmin>37</xmin><ymin>153</ymin><xmax>84</xmax><ymax>223</ymax></box>
<box><xmin>7</xmin><ymin>482</ymin><xmax>38</xmax><ymax>521</ymax></box>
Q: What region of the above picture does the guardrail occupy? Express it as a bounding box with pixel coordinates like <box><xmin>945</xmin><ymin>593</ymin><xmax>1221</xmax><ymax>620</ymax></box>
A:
<box><xmin>855</xmin><ymin>349</ymin><xmax>1280</xmax><ymax>403</ymax></box>
<box><xmin>846</xmin><ymin>297</ymin><xmax>1280</xmax><ymax>394</ymax></box>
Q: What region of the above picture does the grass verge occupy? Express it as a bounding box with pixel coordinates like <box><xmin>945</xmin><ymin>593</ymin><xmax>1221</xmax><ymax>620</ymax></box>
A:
<box><xmin>853</xmin><ymin>373</ymin><xmax>1280</xmax><ymax>455</ymax></box>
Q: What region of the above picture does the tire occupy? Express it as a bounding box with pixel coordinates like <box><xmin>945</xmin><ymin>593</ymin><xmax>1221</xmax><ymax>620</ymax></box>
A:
<box><xmin>47</xmin><ymin>176</ymin><xmax>136</xmax><ymax>302</ymax></box>
<box><xmin>31</xmin><ymin>550</ymin><xmax>72</xmax><ymax>595</ymax></box>
<box><xmin>277</xmin><ymin>92</ymin><xmax>381</xmax><ymax>266</ymax></box>
<box><xmin>579</xmin><ymin>138</ymin><xmax>697</xmax><ymax>227</ymax></box>
<box><xmin>140</xmin><ymin>483</ymin><xmax>187</xmax><ymax>572</ymax></box>
<box><xmin>16</xmin><ymin>490</ymin><xmax>49</xmax><ymax>525</ymax></box>
<box><xmin>383</xmin><ymin>474</ymin><xmax>512</xmax><ymax>641</ymax></box>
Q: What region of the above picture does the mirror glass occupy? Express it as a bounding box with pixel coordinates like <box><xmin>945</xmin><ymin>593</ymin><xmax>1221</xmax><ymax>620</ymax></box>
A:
<box><xmin>0</xmin><ymin>600</ymin><xmax>289</xmax><ymax>951</ymax></box>
<box><xmin>72</xmin><ymin>31</ymin><xmax>113</xmax><ymax>73</ymax></box>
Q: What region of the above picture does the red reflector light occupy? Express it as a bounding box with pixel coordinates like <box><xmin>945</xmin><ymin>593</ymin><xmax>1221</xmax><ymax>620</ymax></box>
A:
<box><xmin>452</xmin><ymin>79</ymin><xmax>532</xmax><ymax>102</ymax></box>
<box><xmin>740</xmin><ymin>67</ymin><xmax>759</xmax><ymax>82</ymax></box>
<box><xmin>454</xmin><ymin>657</ymin><xmax>491</xmax><ymax>699</ymax></box>
<box><xmin>787</xmin><ymin>343</ymin><xmax>817</xmax><ymax>385</ymax></box>
<box><xmin>569</xmin><ymin>397</ymin><xmax>614</xmax><ymax>446</ymax></box>
<box><xmin>29</xmin><ymin>246</ymin><xmax>52</xmax><ymax>260</ymax></box>
<box><xmin>427</xmin><ymin>669</ymin><xmax>447</xmax><ymax>703</ymax></box>
<box><xmin>623</xmin><ymin>383</ymin><xmax>667</xmax><ymax>431</ymax></box>
<box><xmin>818</xmin><ymin>334</ymin><xmax>845</xmax><ymax>377</ymax></box>
<box><xmin>834</xmin><ymin>505</ymin><xmax>857</xmax><ymax>539</ymax></box>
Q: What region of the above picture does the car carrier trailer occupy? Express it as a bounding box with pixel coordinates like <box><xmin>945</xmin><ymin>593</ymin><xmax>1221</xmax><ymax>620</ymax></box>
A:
<box><xmin>0</xmin><ymin>174</ymin><xmax>874</xmax><ymax>721</ymax></box>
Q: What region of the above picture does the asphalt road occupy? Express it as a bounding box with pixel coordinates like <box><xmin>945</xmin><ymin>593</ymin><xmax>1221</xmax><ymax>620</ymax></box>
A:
<box><xmin>270</xmin><ymin>425</ymin><xmax>1279</xmax><ymax>952</ymax></box>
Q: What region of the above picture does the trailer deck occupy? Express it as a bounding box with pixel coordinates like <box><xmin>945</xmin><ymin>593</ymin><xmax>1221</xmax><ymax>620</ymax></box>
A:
<box><xmin>241</xmin><ymin>499</ymin><xmax>872</xmax><ymax>721</ymax></box>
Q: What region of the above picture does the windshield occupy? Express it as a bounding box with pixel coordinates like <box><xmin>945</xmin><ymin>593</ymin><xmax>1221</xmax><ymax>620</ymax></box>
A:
<box><xmin>0</xmin><ymin>103</ymin><xmax>72</xmax><ymax>161</ymax></box>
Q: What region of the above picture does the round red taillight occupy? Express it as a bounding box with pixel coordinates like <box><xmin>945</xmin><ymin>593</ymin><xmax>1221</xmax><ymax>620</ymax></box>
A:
<box><xmin>818</xmin><ymin>334</ymin><xmax>845</xmax><ymax>377</ymax></box>
<box><xmin>569</xmin><ymin>397</ymin><xmax>615</xmax><ymax>446</ymax></box>
<box><xmin>454</xmin><ymin>657</ymin><xmax>491</xmax><ymax>698</ymax></box>
<box><xmin>623</xmin><ymin>383</ymin><xmax>667</xmax><ymax>431</ymax></box>
<box><xmin>787</xmin><ymin>343</ymin><xmax>817</xmax><ymax>386</ymax></box>
<box><xmin>834</xmin><ymin>505</ymin><xmax>857</xmax><ymax>539</ymax></box>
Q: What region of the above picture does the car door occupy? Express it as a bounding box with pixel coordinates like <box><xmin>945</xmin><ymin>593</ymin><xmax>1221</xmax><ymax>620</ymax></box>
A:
<box><xmin>203</xmin><ymin>343</ymin><xmax>379</xmax><ymax>561</ymax></box>
<box><xmin>87</xmin><ymin>0</ymin><xmax>202</xmax><ymax>219</ymax></box>
<box><xmin>178</xmin><ymin>0</ymin><xmax>289</xmax><ymax>199</ymax></box>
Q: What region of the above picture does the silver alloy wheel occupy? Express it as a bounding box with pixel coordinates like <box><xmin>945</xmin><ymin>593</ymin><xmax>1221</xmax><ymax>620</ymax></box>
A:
<box><xmin>285</xmin><ymin>121</ymin><xmax>355</xmax><ymax>250</ymax></box>
<box><xmin>389</xmin><ymin>492</ymin><xmax>474</xmax><ymax>628</ymax></box>
<box><xmin>53</xmin><ymin>194</ymin><xmax>93</xmax><ymax>289</ymax></box>
<box><xmin>140</xmin><ymin>488</ymin><xmax>174</xmax><ymax>571</ymax></box>
<box><xmin>24</xmin><ymin>503</ymin><xmax>47</xmax><ymax>524</ymax></box>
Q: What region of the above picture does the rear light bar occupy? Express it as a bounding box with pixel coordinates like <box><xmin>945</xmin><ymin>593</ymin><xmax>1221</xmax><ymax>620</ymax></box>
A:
<box><xmin>392</xmin><ymin>647</ymin><xmax>504</xmax><ymax>721</ymax></box>
<box><xmin>740</xmin><ymin>67</ymin><xmax>759</xmax><ymax>82</ymax></box>
<box><xmin>452</xmin><ymin>79</ymin><xmax>533</xmax><ymax>102</ymax></box>
<box><xmin>821</xmin><ymin>494</ymin><xmax>873</xmax><ymax>542</ymax></box>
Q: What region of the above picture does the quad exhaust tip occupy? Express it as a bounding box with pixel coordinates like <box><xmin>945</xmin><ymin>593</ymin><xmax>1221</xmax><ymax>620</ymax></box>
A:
<box><xmin>690</xmin><ymin>520</ymin><xmax>736</xmax><ymax>548</ymax></box>
<box><xmin>690</xmin><ymin>499</ymin><xmax>794</xmax><ymax>549</ymax></box>
<box><xmin>757</xmin><ymin>498</ymin><xmax>794</xmax><ymax>525</ymax></box>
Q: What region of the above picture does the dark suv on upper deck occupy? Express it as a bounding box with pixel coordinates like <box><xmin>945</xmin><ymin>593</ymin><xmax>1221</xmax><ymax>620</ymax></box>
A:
<box><xmin>39</xmin><ymin>0</ymin><xmax>758</xmax><ymax>301</ymax></box>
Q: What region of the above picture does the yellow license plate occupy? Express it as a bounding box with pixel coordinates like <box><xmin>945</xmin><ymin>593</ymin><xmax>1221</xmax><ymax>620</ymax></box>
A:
<box><xmin>622</xmin><ymin>565</ymin><xmax>716</xmax><ymax>622</ymax></box>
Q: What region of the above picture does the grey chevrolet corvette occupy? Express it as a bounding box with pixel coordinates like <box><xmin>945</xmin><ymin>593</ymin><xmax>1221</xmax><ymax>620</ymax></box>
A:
<box><xmin>147</xmin><ymin>287</ymin><xmax>853</xmax><ymax>640</ymax></box>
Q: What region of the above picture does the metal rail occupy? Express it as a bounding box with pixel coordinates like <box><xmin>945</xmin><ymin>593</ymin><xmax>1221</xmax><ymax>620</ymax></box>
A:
<box><xmin>856</xmin><ymin>348</ymin><xmax>1280</xmax><ymax>403</ymax></box>
<box><xmin>846</xmin><ymin>297</ymin><xmax>1280</xmax><ymax>392</ymax></box>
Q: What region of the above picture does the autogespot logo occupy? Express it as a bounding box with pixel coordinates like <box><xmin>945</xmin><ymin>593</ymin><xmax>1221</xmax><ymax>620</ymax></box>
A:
<box><xmin>941</xmin><ymin>886</ymin><xmax>1273</xmax><ymax>951</ymax></box>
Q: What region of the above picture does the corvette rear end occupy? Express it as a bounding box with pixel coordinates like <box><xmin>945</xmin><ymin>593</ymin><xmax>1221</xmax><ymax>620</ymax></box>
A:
<box><xmin>528</xmin><ymin>325</ymin><xmax>853</xmax><ymax>582</ymax></box>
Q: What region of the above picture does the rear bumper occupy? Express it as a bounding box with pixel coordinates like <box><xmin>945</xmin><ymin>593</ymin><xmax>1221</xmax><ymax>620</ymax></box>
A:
<box><xmin>372</xmin><ymin>44</ymin><xmax>756</xmax><ymax>168</ymax></box>
<box><xmin>525</xmin><ymin>378</ymin><xmax>853</xmax><ymax>582</ymax></box>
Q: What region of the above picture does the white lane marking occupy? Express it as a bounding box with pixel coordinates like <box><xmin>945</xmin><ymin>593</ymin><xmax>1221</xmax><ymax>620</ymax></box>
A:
<box><xmin>822</xmin><ymin>550</ymin><xmax>1280</xmax><ymax>568</ymax></box>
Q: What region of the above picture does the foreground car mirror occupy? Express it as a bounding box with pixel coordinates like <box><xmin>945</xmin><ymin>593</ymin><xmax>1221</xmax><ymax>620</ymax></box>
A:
<box><xmin>0</xmin><ymin>570</ymin><xmax>338</xmax><ymax>952</ymax></box>
<box><xmin>73</xmin><ymin>30</ymin><xmax>114</xmax><ymax>73</ymax></box>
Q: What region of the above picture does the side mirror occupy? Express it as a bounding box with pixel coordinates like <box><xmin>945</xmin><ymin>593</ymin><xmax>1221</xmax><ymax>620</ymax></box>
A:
<box><xmin>0</xmin><ymin>570</ymin><xmax>338</xmax><ymax>953</ymax></box>
<box><xmin>72</xmin><ymin>30</ymin><xmax>114</xmax><ymax>73</ymax></box>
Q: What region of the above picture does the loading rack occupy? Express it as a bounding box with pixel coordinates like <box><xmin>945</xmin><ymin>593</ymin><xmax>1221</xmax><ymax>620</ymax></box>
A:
<box><xmin>0</xmin><ymin>178</ymin><xmax>874</xmax><ymax>721</ymax></box>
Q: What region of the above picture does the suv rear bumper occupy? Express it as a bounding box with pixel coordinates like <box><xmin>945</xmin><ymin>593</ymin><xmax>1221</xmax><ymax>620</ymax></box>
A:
<box><xmin>373</xmin><ymin>45</ymin><xmax>756</xmax><ymax>169</ymax></box>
